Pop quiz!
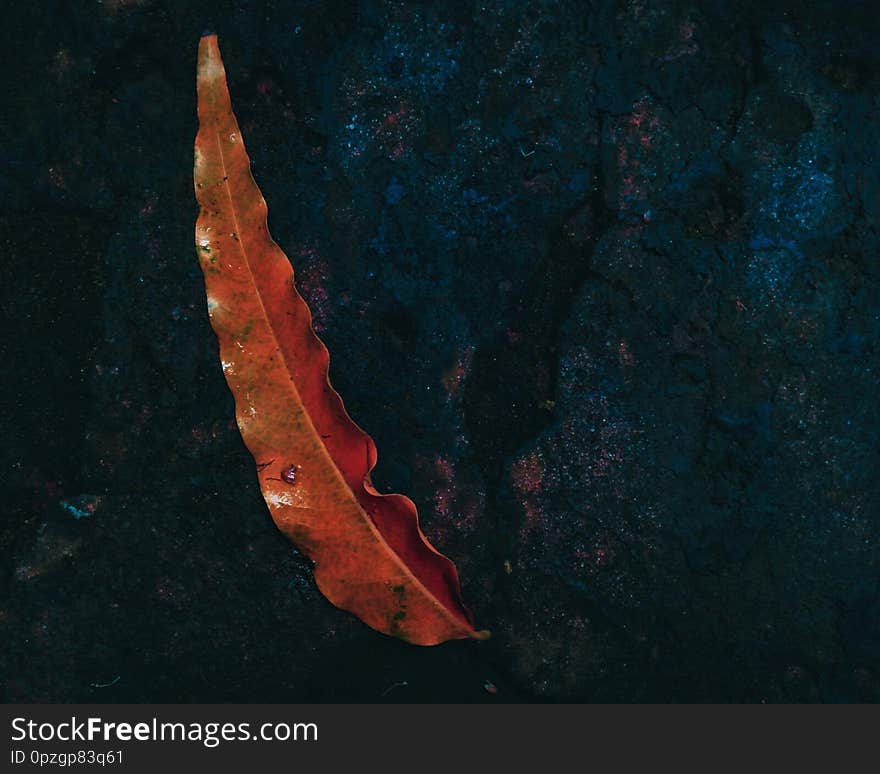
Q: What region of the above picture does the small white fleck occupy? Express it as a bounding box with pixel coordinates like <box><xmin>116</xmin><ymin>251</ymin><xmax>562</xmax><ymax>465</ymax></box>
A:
<box><xmin>265</xmin><ymin>490</ymin><xmax>297</xmax><ymax>509</ymax></box>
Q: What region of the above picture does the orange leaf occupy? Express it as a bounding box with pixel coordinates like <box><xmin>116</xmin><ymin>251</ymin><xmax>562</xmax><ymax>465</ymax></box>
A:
<box><xmin>194</xmin><ymin>34</ymin><xmax>487</xmax><ymax>645</ymax></box>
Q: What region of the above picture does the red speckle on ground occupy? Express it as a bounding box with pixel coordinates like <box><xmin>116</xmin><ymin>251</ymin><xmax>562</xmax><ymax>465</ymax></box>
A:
<box><xmin>292</xmin><ymin>247</ymin><xmax>332</xmax><ymax>332</ymax></box>
<box><xmin>442</xmin><ymin>346</ymin><xmax>474</xmax><ymax>397</ymax></box>
<box><xmin>416</xmin><ymin>454</ymin><xmax>482</xmax><ymax>536</ymax></box>
<box><xmin>432</xmin><ymin>455</ymin><xmax>456</xmax><ymax>519</ymax></box>
<box><xmin>375</xmin><ymin>105</ymin><xmax>409</xmax><ymax>136</ymax></box>
<box><xmin>511</xmin><ymin>451</ymin><xmax>544</xmax><ymax>496</ymax></box>
<box><xmin>613</xmin><ymin>98</ymin><xmax>660</xmax><ymax>211</ymax></box>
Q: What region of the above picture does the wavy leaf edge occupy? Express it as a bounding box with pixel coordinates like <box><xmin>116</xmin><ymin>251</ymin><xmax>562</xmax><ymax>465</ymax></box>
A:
<box><xmin>194</xmin><ymin>33</ymin><xmax>488</xmax><ymax>646</ymax></box>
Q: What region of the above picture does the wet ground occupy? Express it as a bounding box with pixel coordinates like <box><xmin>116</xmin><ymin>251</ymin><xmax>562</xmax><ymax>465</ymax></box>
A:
<box><xmin>2</xmin><ymin>0</ymin><xmax>879</xmax><ymax>702</ymax></box>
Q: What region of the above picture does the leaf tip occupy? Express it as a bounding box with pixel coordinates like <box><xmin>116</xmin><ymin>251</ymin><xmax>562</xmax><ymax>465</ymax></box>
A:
<box><xmin>200</xmin><ymin>28</ymin><xmax>217</xmax><ymax>39</ymax></box>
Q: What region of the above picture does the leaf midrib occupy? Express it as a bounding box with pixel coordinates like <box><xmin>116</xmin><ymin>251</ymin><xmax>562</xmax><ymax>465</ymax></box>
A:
<box><xmin>199</xmin><ymin>52</ymin><xmax>469</xmax><ymax>636</ymax></box>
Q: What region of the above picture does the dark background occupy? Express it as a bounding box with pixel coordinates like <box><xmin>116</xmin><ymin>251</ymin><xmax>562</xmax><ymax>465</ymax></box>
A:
<box><xmin>2</xmin><ymin>0</ymin><xmax>878</xmax><ymax>703</ymax></box>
